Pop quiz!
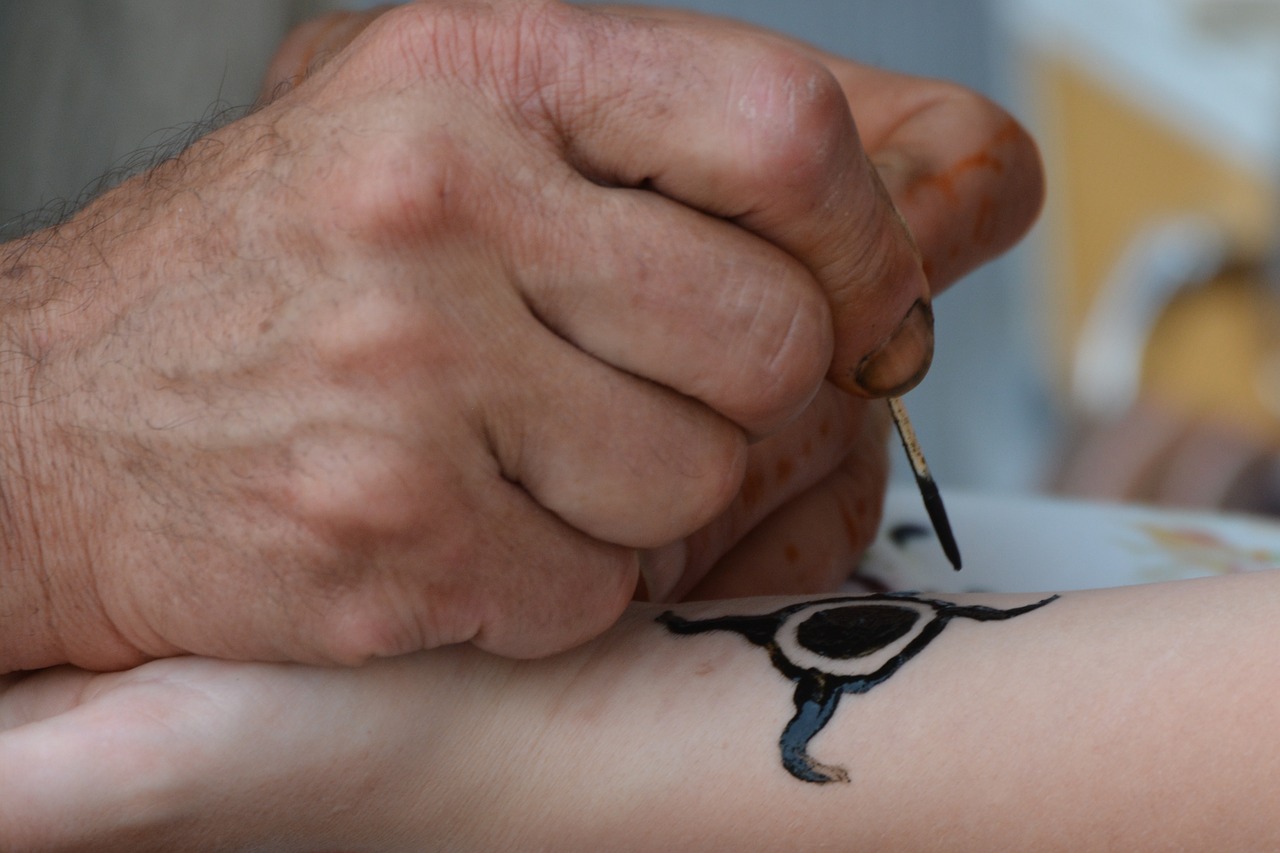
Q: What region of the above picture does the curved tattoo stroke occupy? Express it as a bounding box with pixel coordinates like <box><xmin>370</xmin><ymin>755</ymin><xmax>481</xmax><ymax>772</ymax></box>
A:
<box><xmin>658</xmin><ymin>592</ymin><xmax>1059</xmax><ymax>784</ymax></box>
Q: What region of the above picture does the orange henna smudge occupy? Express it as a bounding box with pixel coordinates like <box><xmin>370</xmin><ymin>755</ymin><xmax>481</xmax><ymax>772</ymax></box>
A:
<box><xmin>784</xmin><ymin>543</ymin><xmax>801</xmax><ymax>564</ymax></box>
<box><xmin>913</xmin><ymin>119</ymin><xmax>1019</xmax><ymax>204</ymax></box>
<box><xmin>776</xmin><ymin>456</ymin><xmax>794</xmax><ymax>484</ymax></box>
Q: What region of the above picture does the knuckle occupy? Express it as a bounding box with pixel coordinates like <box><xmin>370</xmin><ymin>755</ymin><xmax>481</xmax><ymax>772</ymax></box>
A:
<box><xmin>733</xmin><ymin>49</ymin><xmax>854</xmax><ymax>195</ymax></box>
<box><xmin>293</xmin><ymin>490</ymin><xmax>492</xmax><ymax>664</ymax></box>
<box><xmin>283</xmin><ymin>432</ymin><xmax>442</xmax><ymax>550</ymax></box>
<box><xmin>309</xmin><ymin>288</ymin><xmax>434</xmax><ymax>378</ymax></box>
<box><xmin>679</xmin><ymin>419</ymin><xmax>750</xmax><ymax>531</ymax></box>
<box><xmin>734</xmin><ymin>279</ymin><xmax>832</xmax><ymax>428</ymax></box>
<box><xmin>481</xmin><ymin>548</ymin><xmax>637</xmax><ymax>658</ymax></box>
<box><xmin>325</xmin><ymin>132</ymin><xmax>466</xmax><ymax>249</ymax></box>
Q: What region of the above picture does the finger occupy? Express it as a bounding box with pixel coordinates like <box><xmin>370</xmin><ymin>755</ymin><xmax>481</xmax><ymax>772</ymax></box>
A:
<box><xmin>515</xmin><ymin>179</ymin><xmax>832</xmax><ymax>436</ymax></box>
<box><xmin>544</xmin><ymin>5</ymin><xmax>934</xmax><ymax>399</ymax></box>
<box><xmin>684</xmin><ymin>420</ymin><xmax>891</xmax><ymax>600</ymax></box>
<box><xmin>652</xmin><ymin>383</ymin><xmax>877</xmax><ymax>601</ymax></box>
<box><xmin>841</xmin><ymin>68</ymin><xmax>1045</xmax><ymax>290</ymax></box>
<box><xmin>482</xmin><ymin>324</ymin><xmax>748</xmax><ymax>550</ymax></box>
<box><xmin>454</xmin><ymin>481</ymin><xmax>643</xmax><ymax>658</ymax></box>
<box><xmin>597</xmin><ymin>6</ymin><xmax>1045</xmax><ymax>294</ymax></box>
<box><xmin>224</xmin><ymin>432</ymin><xmax>644</xmax><ymax>663</ymax></box>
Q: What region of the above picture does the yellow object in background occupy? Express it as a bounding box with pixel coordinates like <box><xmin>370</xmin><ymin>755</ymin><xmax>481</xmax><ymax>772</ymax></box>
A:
<box><xmin>1032</xmin><ymin>53</ymin><xmax>1279</xmax><ymax>441</ymax></box>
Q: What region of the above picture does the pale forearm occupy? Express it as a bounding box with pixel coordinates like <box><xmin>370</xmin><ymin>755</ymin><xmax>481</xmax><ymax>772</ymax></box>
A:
<box><xmin>417</xmin><ymin>573</ymin><xmax>1280</xmax><ymax>851</ymax></box>
<box><xmin>7</xmin><ymin>573</ymin><xmax>1279</xmax><ymax>850</ymax></box>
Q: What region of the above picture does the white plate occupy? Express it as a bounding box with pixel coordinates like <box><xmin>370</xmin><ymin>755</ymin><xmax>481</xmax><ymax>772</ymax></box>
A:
<box><xmin>857</xmin><ymin>486</ymin><xmax>1280</xmax><ymax>593</ymax></box>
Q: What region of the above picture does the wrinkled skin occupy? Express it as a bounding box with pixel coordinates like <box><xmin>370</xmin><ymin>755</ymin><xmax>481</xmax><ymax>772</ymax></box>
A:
<box><xmin>0</xmin><ymin>1</ymin><xmax>1042</xmax><ymax>672</ymax></box>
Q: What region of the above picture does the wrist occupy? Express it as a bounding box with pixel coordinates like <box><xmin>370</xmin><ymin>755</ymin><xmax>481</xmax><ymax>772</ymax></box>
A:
<box><xmin>0</xmin><ymin>192</ymin><xmax>174</xmax><ymax>671</ymax></box>
<box><xmin>0</xmin><ymin>236</ymin><xmax>71</xmax><ymax>670</ymax></box>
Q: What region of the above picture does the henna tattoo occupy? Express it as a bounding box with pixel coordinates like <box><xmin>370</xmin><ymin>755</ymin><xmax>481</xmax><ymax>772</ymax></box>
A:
<box><xmin>659</xmin><ymin>592</ymin><xmax>1058</xmax><ymax>784</ymax></box>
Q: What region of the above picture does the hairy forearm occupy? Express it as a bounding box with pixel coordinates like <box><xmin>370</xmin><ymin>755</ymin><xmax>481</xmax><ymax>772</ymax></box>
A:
<box><xmin>0</xmin><ymin>223</ymin><xmax>98</xmax><ymax>672</ymax></box>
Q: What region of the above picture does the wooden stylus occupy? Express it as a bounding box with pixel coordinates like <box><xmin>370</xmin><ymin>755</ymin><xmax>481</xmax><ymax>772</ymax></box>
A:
<box><xmin>887</xmin><ymin>397</ymin><xmax>962</xmax><ymax>570</ymax></box>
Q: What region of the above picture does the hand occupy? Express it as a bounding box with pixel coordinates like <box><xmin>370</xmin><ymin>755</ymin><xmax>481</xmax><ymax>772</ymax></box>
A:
<box><xmin>593</xmin><ymin>9</ymin><xmax>1044</xmax><ymax>599</ymax></box>
<box><xmin>0</xmin><ymin>1</ymin><xmax>1041</xmax><ymax>671</ymax></box>
<box><xmin>259</xmin><ymin>6</ymin><xmax>1044</xmax><ymax>603</ymax></box>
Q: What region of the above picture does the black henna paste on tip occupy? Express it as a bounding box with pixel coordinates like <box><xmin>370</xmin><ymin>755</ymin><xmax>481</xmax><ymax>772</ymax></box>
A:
<box><xmin>659</xmin><ymin>592</ymin><xmax>1058</xmax><ymax>784</ymax></box>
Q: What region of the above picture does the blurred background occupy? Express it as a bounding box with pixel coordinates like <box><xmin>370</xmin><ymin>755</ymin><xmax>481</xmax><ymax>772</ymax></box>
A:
<box><xmin>5</xmin><ymin>0</ymin><xmax>1280</xmax><ymax>513</ymax></box>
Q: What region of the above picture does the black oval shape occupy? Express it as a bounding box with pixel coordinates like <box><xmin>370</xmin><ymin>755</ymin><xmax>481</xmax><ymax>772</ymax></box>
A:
<box><xmin>795</xmin><ymin>604</ymin><xmax>919</xmax><ymax>659</ymax></box>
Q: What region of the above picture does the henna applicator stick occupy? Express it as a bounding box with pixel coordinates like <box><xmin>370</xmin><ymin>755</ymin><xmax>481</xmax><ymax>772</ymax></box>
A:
<box><xmin>887</xmin><ymin>397</ymin><xmax>962</xmax><ymax>570</ymax></box>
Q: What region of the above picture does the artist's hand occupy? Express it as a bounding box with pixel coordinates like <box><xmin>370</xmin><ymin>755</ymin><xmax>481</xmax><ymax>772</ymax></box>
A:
<box><xmin>260</xmin><ymin>5</ymin><xmax>1045</xmax><ymax>605</ymax></box>
<box><xmin>666</xmin><ymin>31</ymin><xmax>1047</xmax><ymax>599</ymax></box>
<box><xmin>0</xmin><ymin>0</ymin><xmax>1041</xmax><ymax>672</ymax></box>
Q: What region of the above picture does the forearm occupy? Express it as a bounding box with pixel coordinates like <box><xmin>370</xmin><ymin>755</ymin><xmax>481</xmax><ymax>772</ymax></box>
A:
<box><xmin>7</xmin><ymin>571</ymin><xmax>1278</xmax><ymax>850</ymax></box>
<box><xmin>416</xmin><ymin>572</ymin><xmax>1280</xmax><ymax>851</ymax></box>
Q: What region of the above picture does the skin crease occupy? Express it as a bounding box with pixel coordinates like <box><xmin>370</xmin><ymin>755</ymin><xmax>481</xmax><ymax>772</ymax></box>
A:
<box><xmin>0</xmin><ymin>1</ymin><xmax>1043</xmax><ymax>674</ymax></box>
<box><xmin>260</xmin><ymin>2</ymin><xmax>1045</xmax><ymax>607</ymax></box>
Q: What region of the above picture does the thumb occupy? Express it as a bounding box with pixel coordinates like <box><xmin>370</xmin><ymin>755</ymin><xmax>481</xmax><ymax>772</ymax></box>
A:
<box><xmin>543</xmin><ymin>7</ymin><xmax>934</xmax><ymax>399</ymax></box>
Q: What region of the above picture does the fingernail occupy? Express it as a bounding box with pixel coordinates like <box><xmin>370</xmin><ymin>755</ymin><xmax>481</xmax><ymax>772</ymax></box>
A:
<box><xmin>853</xmin><ymin>298</ymin><xmax>934</xmax><ymax>397</ymax></box>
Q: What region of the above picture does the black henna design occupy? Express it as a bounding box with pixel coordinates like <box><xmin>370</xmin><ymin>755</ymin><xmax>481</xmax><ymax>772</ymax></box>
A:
<box><xmin>658</xmin><ymin>592</ymin><xmax>1058</xmax><ymax>784</ymax></box>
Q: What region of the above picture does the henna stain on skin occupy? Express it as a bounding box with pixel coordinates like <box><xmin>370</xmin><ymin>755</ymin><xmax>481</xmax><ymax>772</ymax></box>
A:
<box><xmin>659</xmin><ymin>592</ymin><xmax>1058</xmax><ymax>784</ymax></box>
<box><xmin>918</xmin><ymin>119</ymin><xmax>1020</xmax><ymax>205</ymax></box>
